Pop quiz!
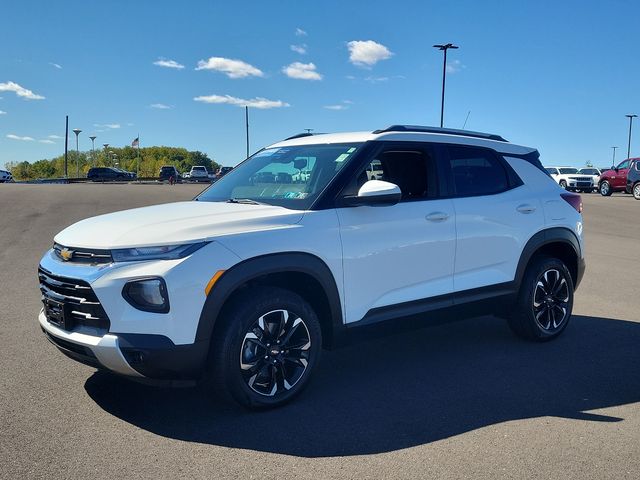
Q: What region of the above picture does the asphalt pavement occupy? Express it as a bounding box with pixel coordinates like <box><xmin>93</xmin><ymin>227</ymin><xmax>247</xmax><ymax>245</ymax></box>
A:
<box><xmin>1</xmin><ymin>183</ymin><xmax>639</xmax><ymax>479</ymax></box>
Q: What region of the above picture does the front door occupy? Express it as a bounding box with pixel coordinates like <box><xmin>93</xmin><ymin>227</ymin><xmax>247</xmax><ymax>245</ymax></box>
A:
<box><xmin>336</xmin><ymin>143</ymin><xmax>456</xmax><ymax>324</ymax></box>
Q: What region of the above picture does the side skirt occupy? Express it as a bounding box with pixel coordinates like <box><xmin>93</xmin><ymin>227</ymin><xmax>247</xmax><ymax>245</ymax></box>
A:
<box><xmin>335</xmin><ymin>282</ymin><xmax>517</xmax><ymax>346</ymax></box>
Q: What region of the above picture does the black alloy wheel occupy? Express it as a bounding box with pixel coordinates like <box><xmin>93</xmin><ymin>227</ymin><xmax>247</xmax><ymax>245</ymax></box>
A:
<box><xmin>240</xmin><ymin>309</ymin><xmax>311</xmax><ymax>397</ymax></box>
<box><xmin>532</xmin><ymin>269</ymin><xmax>570</xmax><ymax>333</ymax></box>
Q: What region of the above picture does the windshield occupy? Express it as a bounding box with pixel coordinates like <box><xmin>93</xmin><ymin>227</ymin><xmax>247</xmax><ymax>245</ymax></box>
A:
<box><xmin>579</xmin><ymin>168</ymin><xmax>599</xmax><ymax>175</ymax></box>
<box><xmin>559</xmin><ymin>168</ymin><xmax>578</xmax><ymax>174</ymax></box>
<box><xmin>196</xmin><ymin>143</ymin><xmax>362</xmax><ymax>210</ymax></box>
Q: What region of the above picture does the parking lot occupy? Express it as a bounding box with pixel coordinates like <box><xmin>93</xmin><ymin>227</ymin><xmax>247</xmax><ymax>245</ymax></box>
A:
<box><xmin>1</xmin><ymin>183</ymin><xmax>639</xmax><ymax>479</ymax></box>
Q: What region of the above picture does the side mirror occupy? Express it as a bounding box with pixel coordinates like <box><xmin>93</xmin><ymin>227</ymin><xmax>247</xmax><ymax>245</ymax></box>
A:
<box><xmin>341</xmin><ymin>180</ymin><xmax>402</xmax><ymax>206</ymax></box>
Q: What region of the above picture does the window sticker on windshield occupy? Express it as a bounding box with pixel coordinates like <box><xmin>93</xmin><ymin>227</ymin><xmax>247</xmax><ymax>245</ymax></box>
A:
<box><xmin>347</xmin><ymin>147</ymin><xmax>356</xmax><ymax>153</ymax></box>
<box><xmin>335</xmin><ymin>153</ymin><xmax>350</xmax><ymax>163</ymax></box>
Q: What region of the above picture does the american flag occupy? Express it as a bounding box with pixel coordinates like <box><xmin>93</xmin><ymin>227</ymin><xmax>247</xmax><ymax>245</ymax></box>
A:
<box><xmin>131</xmin><ymin>137</ymin><xmax>139</xmax><ymax>147</ymax></box>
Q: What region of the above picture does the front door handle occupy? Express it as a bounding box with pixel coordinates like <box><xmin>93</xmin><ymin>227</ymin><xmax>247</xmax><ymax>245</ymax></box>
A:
<box><xmin>516</xmin><ymin>204</ymin><xmax>536</xmax><ymax>214</ymax></box>
<box><xmin>426</xmin><ymin>212</ymin><xmax>449</xmax><ymax>222</ymax></box>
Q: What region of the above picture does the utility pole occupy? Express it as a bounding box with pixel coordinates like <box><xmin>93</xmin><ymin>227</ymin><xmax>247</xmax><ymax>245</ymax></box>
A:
<box><xmin>64</xmin><ymin>116</ymin><xmax>69</xmax><ymax>178</ymax></box>
<box><xmin>245</xmin><ymin>106</ymin><xmax>249</xmax><ymax>159</ymax></box>
<box><xmin>611</xmin><ymin>146</ymin><xmax>618</xmax><ymax>167</ymax></box>
<box><xmin>73</xmin><ymin>128</ymin><xmax>82</xmax><ymax>178</ymax></box>
<box><xmin>89</xmin><ymin>135</ymin><xmax>97</xmax><ymax>167</ymax></box>
<box><xmin>626</xmin><ymin>114</ymin><xmax>637</xmax><ymax>160</ymax></box>
<box><xmin>433</xmin><ymin>43</ymin><xmax>459</xmax><ymax>128</ymax></box>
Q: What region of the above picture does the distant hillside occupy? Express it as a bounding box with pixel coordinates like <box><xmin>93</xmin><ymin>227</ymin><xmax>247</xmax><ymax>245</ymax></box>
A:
<box><xmin>5</xmin><ymin>146</ymin><xmax>219</xmax><ymax>180</ymax></box>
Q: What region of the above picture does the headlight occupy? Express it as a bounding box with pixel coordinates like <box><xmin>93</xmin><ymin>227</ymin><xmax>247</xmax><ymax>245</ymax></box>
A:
<box><xmin>111</xmin><ymin>242</ymin><xmax>208</xmax><ymax>262</ymax></box>
<box><xmin>122</xmin><ymin>277</ymin><xmax>170</xmax><ymax>313</ymax></box>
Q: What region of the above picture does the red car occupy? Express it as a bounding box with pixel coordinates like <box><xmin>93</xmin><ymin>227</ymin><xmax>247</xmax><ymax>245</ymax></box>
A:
<box><xmin>599</xmin><ymin>158</ymin><xmax>640</xmax><ymax>196</ymax></box>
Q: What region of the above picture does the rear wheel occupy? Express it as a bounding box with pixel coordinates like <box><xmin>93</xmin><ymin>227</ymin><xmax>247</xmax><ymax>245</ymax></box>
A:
<box><xmin>633</xmin><ymin>182</ymin><xmax>640</xmax><ymax>200</ymax></box>
<box><xmin>507</xmin><ymin>255</ymin><xmax>574</xmax><ymax>341</ymax></box>
<box><xmin>205</xmin><ymin>286</ymin><xmax>322</xmax><ymax>409</ymax></box>
<box><xmin>599</xmin><ymin>180</ymin><xmax>612</xmax><ymax>196</ymax></box>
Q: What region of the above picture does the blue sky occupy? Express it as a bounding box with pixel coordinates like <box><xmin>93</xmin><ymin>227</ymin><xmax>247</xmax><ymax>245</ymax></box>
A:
<box><xmin>1</xmin><ymin>0</ymin><xmax>639</xmax><ymax>170</ymax></box>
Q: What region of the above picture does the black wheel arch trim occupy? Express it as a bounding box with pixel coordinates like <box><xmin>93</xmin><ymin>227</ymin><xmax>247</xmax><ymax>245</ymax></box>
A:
<box><xmin>515</xmin><ymin>227</ymin><xmax>583</xmax><ymax>289</ymax></box>
<box><xmin>194</xmin><ymin>252</ymin><xmax>343</xmax><ymax>346</ymax></box>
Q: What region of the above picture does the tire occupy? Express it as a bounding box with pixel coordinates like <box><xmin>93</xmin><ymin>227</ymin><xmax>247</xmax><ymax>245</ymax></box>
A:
<box><xmin>599</xmin><ymin>180</ymin><xmax>612</xmax><ymax>196</ymax></box>
<box><xmin>507</xmin><ymin>255</ymin><xmax>574</xmax><ymax>342</ymax></box>
<box><xmin>559</xmin><ymin>180</ymin><xmax>567</xmax><ymax>189</ymax></box>
<box><xmin>633</xmin><ymin>182</ymin><xmax>640</xmax><ymax>200</ymax></box>
<box><xmin>205</xmin><ymin>286</ymin><xmax>322</xmax><ymax>409</ymax></box>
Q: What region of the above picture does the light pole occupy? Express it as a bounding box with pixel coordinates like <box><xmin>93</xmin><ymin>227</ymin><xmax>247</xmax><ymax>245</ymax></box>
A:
<box><xmin>433</xmin><ymin>43</ymin><xmax>459</xmax><ymax>128</ymax></box>
<box><xmin>72</xmin><ymin>128</ymin><xmax>82</xmax><ymax>178</ymax></box>
<box><xmin>611</xmin><ymin>146</ymin><xmax>618</xmax><ymax>167</ymax></box>
<box><xmin>103</xmin><ymin>144</ymin><xmax>109</xmax><ymax>166</ymax></box>
<box><xmin>626</xmin><ymin>114</ymin><xmax>637</xmax><ymax>160</ymax></box>
<box><xmin>89</xmin><ymin>135</ymin><xmax>97</xmax><ymax>167</ymax></box>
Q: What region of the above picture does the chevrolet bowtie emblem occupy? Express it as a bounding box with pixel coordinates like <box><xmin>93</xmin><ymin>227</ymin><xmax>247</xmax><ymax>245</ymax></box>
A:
<box><xmin>60</xmin><ymin>248</ymin><xmax>74</xmax><ymax>261</ymax></box>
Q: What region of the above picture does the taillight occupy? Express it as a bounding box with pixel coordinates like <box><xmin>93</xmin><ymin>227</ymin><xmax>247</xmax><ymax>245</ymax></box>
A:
<box><xmin>561</xmin><ymin>192</ymin><xmax>583</xmax><ymax>213</ymax></box>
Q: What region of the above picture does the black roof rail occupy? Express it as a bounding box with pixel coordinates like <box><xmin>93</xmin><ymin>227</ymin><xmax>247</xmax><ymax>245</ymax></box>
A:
<box><xmin>283</xmin><ymin>132</ymin><xmax>315</xmax><ymax>141</ymax></box>
<box><xmin>372</xmin><ymin>125</ymin><xmax>507</xmax><ymax>142</ymax></box>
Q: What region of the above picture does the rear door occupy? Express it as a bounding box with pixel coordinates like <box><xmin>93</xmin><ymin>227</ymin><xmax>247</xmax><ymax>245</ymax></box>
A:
<box><xmin>444</xmin><ymin>145</ymin><xmax>545</xmax><ymax>293</ymax></box>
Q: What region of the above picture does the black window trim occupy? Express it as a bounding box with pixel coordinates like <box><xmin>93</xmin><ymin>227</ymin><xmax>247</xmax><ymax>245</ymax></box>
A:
<box><xmin>439</xmin><ymin>143</ymin><xmax>523</xmax><ymax>199</ymax></box>
<box><xmin>329</xmin><ymin>140</ymin><xmax>448</xmax><ymax>208</ymax></box>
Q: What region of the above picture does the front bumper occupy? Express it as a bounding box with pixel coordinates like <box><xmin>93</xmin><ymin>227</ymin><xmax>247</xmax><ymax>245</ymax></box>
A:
<box><xmin>40</xmin><ymin>309</ymin><xmax>209</xmax><ymax>379</ymax></box>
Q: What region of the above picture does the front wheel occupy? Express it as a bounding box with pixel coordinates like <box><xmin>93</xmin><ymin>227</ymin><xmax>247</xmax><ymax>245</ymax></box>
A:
<box><xmin>600</xmin><ymin>180</ymin><xmax>612</xmax><ymax>196</ymax></box>
<box><xmin>559</xmin><ymin>180</ymin><xmax>567</xmax><ymax>189</ymax></box>
<box><xmin>205</xmin><ymin>286</ymin><xmax>322</xmax><ymax>409</ymax></box>
<box><xmin>633</xmin><ymin>182</ymin><xmax>640</xmax><ymax>200</ymax></box>
<box><xmin>507</xmin><ymin>255</ymin><xmax>574</xmax><ymax>341</ymax></box>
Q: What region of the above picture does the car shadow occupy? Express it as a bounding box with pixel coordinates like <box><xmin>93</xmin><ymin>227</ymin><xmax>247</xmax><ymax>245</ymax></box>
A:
<box><xmin>84</xmin><ymin>315</ymin><xmax>640</xmax><ymax>457</ymax></box>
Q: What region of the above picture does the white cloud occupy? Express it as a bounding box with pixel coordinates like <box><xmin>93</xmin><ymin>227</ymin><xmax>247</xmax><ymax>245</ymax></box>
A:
<box><xmin>94</xmin><ymin>123</ymin><xmax>120</xmax><ymax>129</ymax></box>
<box><xmin>194</xmin><ymin>94</ymin><xmax>289</xmax><ymax>109</ymax></box>
<box><xmin>324</xmin><ymin>100</ymin><xmax>353</xmax><ymax>111</ymax></box>
<box><xmin>0</xmin><ymin>81</ymin><xmax>45</xmax><ymax>100</ymax></box>
<box><xmin>126</xmin><ymin>123</ymin><xmax>134</xmax><ymax>126</ymax></box>
<box><xmin>7</xmin><ymin>134</ymin><xmax>35</xmax><ymax>141</ymax></box>
<box><xmin>0</xmin><ymin>110</ymin><xmax>6</xmax><ymax>115</ymax></box>
<box><xmin>282</xmin><ymin>62</ymin><xmax>322</xmax><ymax>80</ymax></box>
<box><xmin>150</xmin><ymin>103</ymin><xmax>172</xmax><ymax>109</ymax></box>
<box><xmin>48</xmin><ymin>134</ymin><xmax>63</xmax><ymax>139</ymax></box>
<box><xmin>295</xmin><ymin>28</ymin><xmax>307</xmax><ymax>37</ymax></box>
<box><xmin>153</xmin><ymin>58</ymin><xmax>185</xmax><ymax>69</ymax></box>
<box><xmin>195</xmin><ymin>57</ymin><xmax>263</xmax><ymax>79</ymax></box>
<box><xmin>446</xmin><ymin>59</ymin><xmax>465</xmax><ymax>74</ymax></box>
<box><xmin>49</xmin><ymin>62</ymin><xmax>62</xmax><ymax>69</ymax></box>
<box><xmin>364</xmin><ymin>75</ymin><xmax>389</xmax><ymax>83</ymax></box>
<box><xmin>347</xmin><ymin>40</ymin><xmax>393</xmax><ymax>67</ymax></box>
<box><xmin>39</xmin><ymin>139</ymin><xmax>55</xmax><ymax>144</ymax></box>
<box><xmin>290</xmin><ymin>44</ymin><xmax>307</xmax><ymax>55</ymax></box>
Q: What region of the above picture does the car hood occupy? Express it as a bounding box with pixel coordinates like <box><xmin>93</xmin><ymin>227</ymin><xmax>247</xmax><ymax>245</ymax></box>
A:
<box><xmin>54</xmin><ymin>201</ymin><xmax>305</xmax><ymax>249</ymax></box>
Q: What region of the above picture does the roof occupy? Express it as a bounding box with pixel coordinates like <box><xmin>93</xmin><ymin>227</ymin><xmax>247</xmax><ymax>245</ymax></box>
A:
<box><xmin>269</xmin><ymin>129</ymin><xmax>536</xmax><ymax>156</ymax></box>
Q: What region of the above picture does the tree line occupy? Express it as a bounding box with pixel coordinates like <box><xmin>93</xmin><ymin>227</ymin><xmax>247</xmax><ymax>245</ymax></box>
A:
<box><xmin>5</xmin><ymin>146</ymin><xmax>220</xmax><ymax>180</ymax></box>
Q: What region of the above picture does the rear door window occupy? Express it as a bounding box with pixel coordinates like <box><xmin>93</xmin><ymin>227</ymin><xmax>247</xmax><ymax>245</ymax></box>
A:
<box><xmin>447</xmin><ymin>146</ymin><xmax>510</xmax><ymax>197</ymax></box>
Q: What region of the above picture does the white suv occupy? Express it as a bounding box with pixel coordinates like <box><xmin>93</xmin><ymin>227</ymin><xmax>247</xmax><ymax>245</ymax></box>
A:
<box><xmin>38</xmin><ymin>125</ymin><xmax>586</xmax><ymax>408</ymax></box>
<box><xmin>189</xmin><ymin>165</ymin><xmax>209</xmax><ymax>181</ymax></box>
<box><xmin>545</xmin><ymin>166</ymin><xmax>595</xmax><ymax>193</ymax></box>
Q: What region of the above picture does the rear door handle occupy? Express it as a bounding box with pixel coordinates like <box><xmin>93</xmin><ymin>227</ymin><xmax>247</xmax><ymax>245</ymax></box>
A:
<box><xmin>516</xmin><ymin>204</ymin><xmax>536</xmax><ymax>214</ymax></box>
<box><xmin>426</xmin><ymin>212</ymin><xmax>449</xmax><ymax>222</ymax></box>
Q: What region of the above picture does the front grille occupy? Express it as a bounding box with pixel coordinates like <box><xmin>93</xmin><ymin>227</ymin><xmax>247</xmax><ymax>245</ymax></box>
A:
<box><xmin>38</xmin><ymin>267</ymin><xmax>110</xmax><ymax>333</ymax></box>
<box><xmin>569</xmin><ymin>176</ymin><xmax>592</xmax><ymax>182</ymax></box>
<box><xmin>53</xmin><ymin>243</ymin><xmax>112</xmax><ymax>264</ymax></box>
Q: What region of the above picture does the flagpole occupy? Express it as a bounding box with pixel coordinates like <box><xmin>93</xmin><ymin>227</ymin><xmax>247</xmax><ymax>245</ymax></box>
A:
<box><xmin>136</xmin><ymin>133</ymin><xmax>140</xmax><ymax>181</ymax></box>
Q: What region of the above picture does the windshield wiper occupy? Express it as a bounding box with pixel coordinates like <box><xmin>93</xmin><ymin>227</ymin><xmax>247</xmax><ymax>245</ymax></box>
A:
<box><xmin>226</xmin><ymin>198</ymin><xmax>267</xmax><ymax>205</ymax></box>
